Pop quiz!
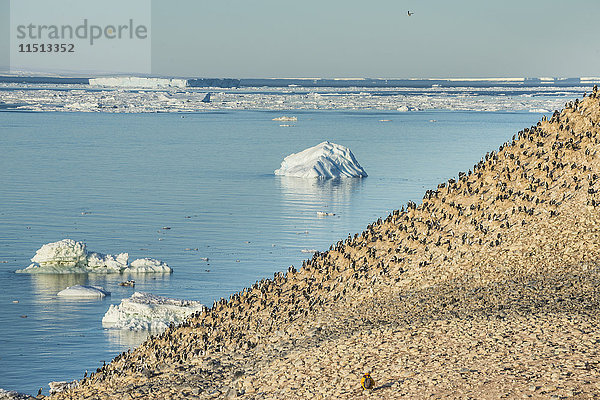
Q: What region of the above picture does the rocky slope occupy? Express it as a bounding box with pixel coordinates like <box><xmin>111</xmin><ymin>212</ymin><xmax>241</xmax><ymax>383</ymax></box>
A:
<box><xmin>51</xmin><ymin>88</ymin><xmax>600</xmax><ymax>399</ymax></box>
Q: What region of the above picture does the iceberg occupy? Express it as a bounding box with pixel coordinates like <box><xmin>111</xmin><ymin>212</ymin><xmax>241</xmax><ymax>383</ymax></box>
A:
<box><xmin>128</xmin><ymin>258</ymin><xmax>171</xmax><ymax>273</ymax></box>
<box><xmin>274</xmin><ymin>141</ymin><xmax>367</xmax><ymax>179</ymax></box>
<box><xmin>16</xmin><ymin>239</ymin><xmax>172</xmax><ymax>274</ymax></box>
<box><xmin>30</xmin><ymin>239</ymin><xmax>88</xmax><ymax>269</ymax></box>
<box><xmin>102</xmin><ymin>292</ymin><xmax>204</xmax><ymax>331</ymax></box>
<box><xmin>57</xmin><ymin>285</ymin><xmax>110</xmax><ymax>298</ymax></box>
<box><xmin>89</xmin><ymin>77</ymin><xmax>188</xmax><ymax>89</ymax></box>
<box><xmin>87</xmin><ymin>252</ymin><xmax>129</xmax><ymax>271</ymax></box>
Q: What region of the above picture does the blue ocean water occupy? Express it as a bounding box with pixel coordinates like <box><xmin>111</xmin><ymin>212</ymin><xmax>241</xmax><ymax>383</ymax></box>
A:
<box><xmin>0</xmin><ymin>109</ymin><xmax>546</xmax><ymax>394</ymax></box>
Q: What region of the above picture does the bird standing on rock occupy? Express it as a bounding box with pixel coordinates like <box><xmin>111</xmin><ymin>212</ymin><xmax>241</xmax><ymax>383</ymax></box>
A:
<box><xmin>361</xmin><ymin>373</ymin><xmax>375</xmax><ymax>390</ymax></box>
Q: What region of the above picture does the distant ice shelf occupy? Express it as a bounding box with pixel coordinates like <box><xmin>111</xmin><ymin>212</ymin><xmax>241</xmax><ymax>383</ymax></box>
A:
<box><xmin>102</xmin><ymin>292</ymin><xmax>204</xmax><ymax>331</ymax></box>
<box><xmin>275</xmin><ymin>141</ymin><xmax>367</xmax><ymax>179</ymax></box>
<box><xmin>16</xmin><ymin>239</ymin><xmax>172</xmax><ymax>274</ymax></box>
<box><xmin>89</xmin><ymin>77</ymin><xmax>188</xmax><ymax>88</ymax></box>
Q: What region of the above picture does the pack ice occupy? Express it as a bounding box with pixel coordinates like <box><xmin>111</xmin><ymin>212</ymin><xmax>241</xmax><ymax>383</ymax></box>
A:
<box><xmin>102</xmin><ymin>292</ymin><xmax>204</xmax><ymax>331</ymax></box>
<box><xmin>16</xmin><ymin>239</ymin><xmax>171</xmax><ymax>274</ymax></box>
<box><xmin>274</xmin><ymin>141</ymin><xmax>367</xmax><ymax>179</ymax></box>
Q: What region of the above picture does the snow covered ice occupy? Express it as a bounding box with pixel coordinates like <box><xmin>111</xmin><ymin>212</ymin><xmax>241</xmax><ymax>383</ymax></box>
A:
<box><xmin>275</xmin><ymin>141</ymin><xmax>368</xmax><ymax>179</ymax></box>
<box><xmin>16</xmin><ymin>239</ymin><xmax>172</xmax><ymax>274</ymax></box>
<box><xmin>89</xmin><ymin>77</ymin><xmax>188</xmax><ymax>88</ymax></box>
<box><xmin>102</xmin><ymin>292</ymin><xmax>204</xmax><ymax>331</ymax></box>
<box><xmin>0</xmin><ymin>84</ymin><xmax>585</xmax><ymax>113</ymax></box>
<box><xmin>29</xmin><ymin>239</ymin><xmax>88</xmax><ymax>269</ymax></box>
<box><xmin>57</xmin><ymin>285</ymin><xmax>110</xmax><ymax>298</ymax></box>
<box><xmin>128</xmin><ymin>258</ymin><xmax>171</xmax><ymax>272</ymax></box>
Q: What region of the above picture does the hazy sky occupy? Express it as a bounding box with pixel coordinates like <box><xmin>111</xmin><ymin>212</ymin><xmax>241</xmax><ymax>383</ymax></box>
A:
<box><xmin>2</xmin><ymin>0</ymin><xmax>599</xmax><ymax>78</ymax></box>
<box><xmin>150</xmin><ymin>0</ymin><xmax>599</xmax><ymax>78</ymax></box>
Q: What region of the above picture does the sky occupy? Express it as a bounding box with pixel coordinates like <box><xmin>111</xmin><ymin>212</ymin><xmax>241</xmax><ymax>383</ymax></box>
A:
<box><xmin>2</xmin><ymin>0</ymin><xmax>600</xmax><ymax>78</ymax></box>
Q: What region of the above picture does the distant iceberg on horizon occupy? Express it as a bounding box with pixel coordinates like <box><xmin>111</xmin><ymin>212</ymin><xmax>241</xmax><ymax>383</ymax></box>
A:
<box><xmin>274</xmin><ymin>141</ymin><xmax>367</xmax><ymax>179</ymax></box>
<box><xmin>16</xmin><ymin>239</ymin><xmax>172</xmax><ymax>274</ymax></box>
<box><xmin>89</xmin><ymin>76</ymin><xmax>188</xmax><ymax>89</ymax></box>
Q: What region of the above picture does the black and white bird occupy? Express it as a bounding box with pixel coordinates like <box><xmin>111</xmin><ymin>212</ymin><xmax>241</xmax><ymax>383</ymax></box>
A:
<box><xmin>407</xmin><ymin>11</ymin><xmax>414</xmax><ymax>16</ymax></box>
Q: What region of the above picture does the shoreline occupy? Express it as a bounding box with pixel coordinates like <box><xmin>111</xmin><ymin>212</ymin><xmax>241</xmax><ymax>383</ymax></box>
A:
<box><xmin>18</xmin><ymin>88</ymin><xmax>600</xmax><ymax>398</ymax></box>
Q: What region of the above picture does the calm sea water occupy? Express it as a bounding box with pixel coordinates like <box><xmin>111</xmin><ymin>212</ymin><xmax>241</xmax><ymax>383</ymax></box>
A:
<box><xmin>1</xmin><ymin>109</ymin><xmax>545</xmax><ymax>394</ymax></box>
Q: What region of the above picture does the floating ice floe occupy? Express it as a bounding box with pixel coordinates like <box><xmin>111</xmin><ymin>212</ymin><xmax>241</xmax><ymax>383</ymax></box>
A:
<box><xmin>87</xmin><ymin>252</ymin><xmax>129</xmax><ymax>271</ymax></box>
<box><xmin>274</xmin><ymin>141</ymin><xmax>367</xmax><ymax>179</ymax></box>
<box><xmin>129</xmin><ymin>258</ymin><xmax>171</xmax><ymax>272</ymax></box>
<box><xmin>102</xmin><ymin>292</ymin><xmax>204</xmax><ymax>331</ymax></box>
<box><xmin>529</xmin><ymin>108</ymin><xmax>551</xmax><ymax>113</ymax></box>
<box><xmin>272</xmin><ymin>116</ymin><xmax>297</xmax><ymax>121</ymax></box>
<box><xmin>16</xmin><ymin>239</ymin><xmax>171</xmax><ymax>274</ymax></box>
<box><xmin>317</xmin><ymin>211</ymin><xmax>336</xmax><ymax>217</ymax></box>
<box><xmin>57</xmin><ymin>285</ymin><xmax>110</xmax><ymax>298</ymax></box>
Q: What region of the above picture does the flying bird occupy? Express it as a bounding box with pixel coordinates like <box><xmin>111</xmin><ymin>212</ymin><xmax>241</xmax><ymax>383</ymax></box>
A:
<box><xmin>407</xmin><ymin>11</ymin><xmax>414</xmax><ymax>16</ymax></box>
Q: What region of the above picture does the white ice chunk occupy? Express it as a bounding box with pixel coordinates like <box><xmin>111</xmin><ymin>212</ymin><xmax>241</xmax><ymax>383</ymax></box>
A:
<box><xmin>272</xmin><ymin>116</ymin><xmax>297</xmax><ymax>121</ymax></box>
<box><xmin>316</xmin><ymin>211</ymin><xmax>335</xmax><ymax>217</ymax></box>
<box><xmin>129</xmin><ymin>258</ymin><xmax>172</xmax><ymax>273</ymax></box>
<box><xmin>16</xmin><ymin>240</ymin><xmax>171</xmax><ymax>274</ymax></box>
<box><xmin>57</xmin><ymin>285</ymin><xmax>110</xmax><ymax>298</ymax></box>
<box><xmin>87</xmin><ymin>252</ymin><xmax>129</xmax><ymax>273</ymax></box>
<box><xmin>102</xmin><ymin>292</ymin><xmax>204</xmax><ymax>331</ymax></box>
<box><xmin>274</xmin><ymin>141</ymin><xmax>367</xmax><ymax>179</ymax></box>
<box><xmin>30</xmin><ymin>239</ymin><xmax>87</xmax><ymax>268</ymax></box>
